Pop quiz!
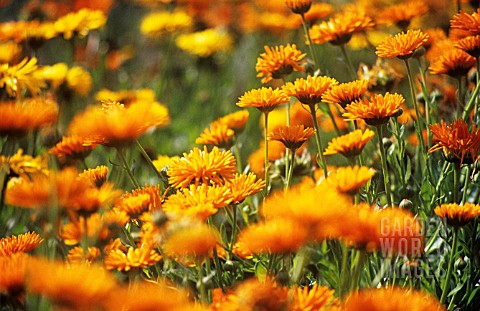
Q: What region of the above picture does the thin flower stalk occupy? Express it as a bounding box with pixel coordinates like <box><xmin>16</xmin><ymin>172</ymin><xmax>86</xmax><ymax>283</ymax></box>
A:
<box><xmin>301</xmin><ymin>13</ymin><xmax>320</xmax><ymax>71</ymax></box>
<box><xmin>135</xmin><ymin>140</ymin><xmax>163</xmax><ymax>184</ymax></box>
<box><xmin>440</xmin><ymin>227</ymin><xmax>459</xmax><ymax>305</ymax></box>
<box><xmin>374</xmin><ymin>124</ymin><xmax>393</xmax><ymax>207</ymax></box>
<box><xmin>264</xmin><ymin>112</ymin><xmax>270</xmax><ymax>196</ymax></box>
<box><xmin>309</xmin><ymin>106</ymin><xmax>328</xmax><ymax>178</ymax></box>
<box><xmin>340</xmin><ymin>44</ymin><xmax>357</xmax><ymax>80</ymax></box>
<box><xmin>116</xmin><ymin>147</ymin><xmax>140</xmax><ymax>189</ymax></box>
<box><xmin>462</xmin><ymin>78</ymin><xmax>480</xmax><ymax>121</ymax></box>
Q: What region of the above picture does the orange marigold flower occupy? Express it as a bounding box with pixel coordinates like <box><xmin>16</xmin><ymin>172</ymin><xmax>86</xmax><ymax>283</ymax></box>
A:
<box><xmin>290</xmin><ymin>283</ymin><xmax>338</xmax><ymax>311</ymax></box>
<box><xmin>322</xmin><ymin>80</ymin><xmax>369</xmax><ymax>109</ymax></box>
<box><xmin>163</xmin><ymin>183</ymin><xmax>232</xmax><ymax>220</ymax></box>
<box><xmin>27</xmin><ymin>258</ymin><xmax>118</xmax><ymax>310</ymax></box>
<box><xmin>434</xmin><ymin>203</ymin><xmax>480</xmax><ymax>228</ymax></box>
<box><xmin>429</xmin><ymin>119</ymin><xmax>480</xmax><ymax>164</ymax></box>
<box><xmin>455</xmin><ymin>35</ymin><xmax>480</xmax><ymax>57</ymax></box>
<box><xmin>68</xmin><ymin>100</ymin><xmax>170</xmax><ymax>147</ymax></box>
<box><xmin>429</xmin><ymin>48</ymin><xmax>475</xmax><ymax>77</ymax></box>
<box><xmin>196</xmin><ymin>121</ymin><xmax>235</xmax><ymax>149</ymax></box>
<box><xmin>0</xmin><ymin>232</ymin><xmax>43</xmax><ymax>256</ymax></box>
<box><xmin>342</xmin><ymin>287</ymin><xmax>445</xmax><ymax>311</ymax></box>
<box><xmin>0</xmin><ymin>57</ymin><xmax>46</xmax><ymax>98</ymax></box>
<box><xmin>450</xmin><ymin>8</ymin><xmax>480</xmax><ymax>36</ymax></box>
<box><xmin>95</xmin><ymin>88</ymin><xmax>156</xmax><ymax>106</ymax></box>
<box><xmin>105</xmin><ymin>281</ymin><xmax>196</xmax><ymax>311</ymax></box>
<box><xmin>303</xmin><ymin>2</ymin><xmax>334</xmax><ymax>23</ymax></box>
<box><xmin>324</xmin><ymin>166</ymin><xmax>375</xmax><ymax>196</ymax></box>
<box><xmin>216</xmin><ymin>241</ymin><xmax>253</xmax><ymax>260</ymax></box>
<box><xmin>162</xmin><ymin>223</ymin><xmax>219</xmax><ymax>260</ymax></box>
<box><xmin>122</xmin><ymin>184</ymin><xmax>163</xmax><ymax>211</ymax></box>
<box><xmin>49</xmin><ymin>136</ymin><xmax>96</xmax><ymax>163</ymax></box>
<box><xmin>0</xmin><ymin>98</ymin><xmax>58</xmax><ymax>137</ymax></box>
<box><xmin>285</xmin><ymin>0</ymin><xmax>312</xmax><ymax>15</ymax></box>
<box><xmin>237</xmin><ymin>87</ymin><xmax>290</xmax><ymax>113</ymax></box>
<box><xmin>78</xmin><ymin>165</ymin><xmax>108</xmax><ymax>188</ymax></box>
<box><xmin>282</xmin><ymin>75</ymin><xmax>338</xmax><ymax>107</ymax></box>
<box><xmin>226</xmin><ymin>172</ymin><xmax>265</xmax><ymax>204</ymax></box>
<box><xmin>167</xmin><ymin>146</ymin><xmax>237</xmax><ymax>188</ymax></box>
<box><xmin>216</xmin><ymin>110</ymin><xmax>250</xmax><ymax>135</ymax></box>
<box><xmin>0</xmin><ymin>253</ymin><xmax>28</xmax><ymax>297</ymax></box>
<box><xmin>67</xmin><ymin>246</ymin><xmax>101</xmax><ymax>265</ymax></box>
<box><xmin>267</xmin><ymin>124</ymin><xmax>316</xmax><ymax>150</ymax></box>
<box><xmin>114</xmin><ymin>193</ymin><xmax>152</xmax><ymax>218</ymax></box>
<box><xmin>376</xmin><ymin>29</ymin><xmax>429</xmax><ymax>59</ymax></box>
<box><xmin>377</xmin><ymin>2</ymin><xmax>428</xmax><ymax>29</ymax></box>
<box><xmin>255</xmin><ymin>44</ymin><xmax>306</xmax><ymax>83</ymax></box>
<box><xmin>215</xmin><ymin>278</ymin><xmax>289</xmax><ymax>311</ymax></box>
<box><xmin>105</xmin><ymin>243</ymin><xmax>162</xmax><ymax>272</ymax></box>
<box><xmin>0</xmin><ymin>148</ymin><xmax>48</xmax><ymax>178</ymax></box>
<box><xmin>238</xmin><ymin>218</ymin><xmax>309</xmax><ymax>254</ymax></box>
<box><xmin>54</xmin><ymin>8</ymin><xmax>106</xmax><ymax>40</ymax></box>
<box><xmin>343</xmin><ymin>92</ymin><xmax>404</xmax><ymax>126</ymax></box>
<box><xmin>324</xmin><ymin>129</ymin><xmax>375</xmax><ymax>158</ymax></box>
<box><xmin>309</xmin><ymin>11</ymin><xmax>374</xmax><ymax>45</ymax></box>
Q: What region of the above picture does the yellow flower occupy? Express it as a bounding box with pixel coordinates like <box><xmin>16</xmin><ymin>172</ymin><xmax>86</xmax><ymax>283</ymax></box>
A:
<box><xmin>95</xmin><ymin>88</ymin><xmax>156</xmax><ymax>106</ymax></box>
<box><xmin>162</xmin><ymin>223</ymin><xmax>219</xmax><ymax>260</ymax></box>
<box><xmin>105</xmin><ymin>243</ymin><xmax>162</xmax><ymax>272</ymax></box>
<box><xmin>140</xmin><ymin>10</ymin><xmax>192</xmax><ymax>38</ymax></box>
<box><xmin>167</xmin><ymin>146</ymin><xmax>237</xmax><ymax>188</ymax></box>
<box><xmin>282</xmin><ymin>75</ymin><xmax>338</xmax><ymax>107</ymax></box>
<box><xmin>255</xmin><ymin>44</ymin><xmax>306</xmax><ymax>83</ymax></box>
<box><xmin>176</xmin><ymin>28</ymin><xmax>233</xmax><ymax>57</ymax></box>
<box><xmin>66</xmin><ymin>66</ymin><xmax>93</xmax><ymax>96</ymax></box>
<box><xmin>0</xmin><ymin>148</ymin><xmax>48</xmax><ymax>178</ymax></box>
<box><xmin>267</xmin><ymin>124</ymin><xmax>316</xmax><ymax>150</ymax></box>
<box><xmin>0</xmin><ymin>41</ymin><xmax>21</xmax><ymax>63</ymax></box>
<box><xmin>322</xmin><ymin>80</ymin><xmax>369</xmax><ymax>109</ymax></box>
<box><xmin>324</xmin><ymin>129</ymin><xmax>375</xmax><ymax>158</ymax></box>
<box><xmin>238</xmin><ymin>218</ymin><xmax>309</xmax><ymax>254</ymax></box>
<box><xmin>33</xmin><ymin>63</ymin><xmax>68</xmax><ymax>89</ymax></box>
<box><xmin>162</xmin><ymin>183</ymin><xmax>233</xmax><ymax>220</ymax></box>
<box><xmin>290</xmin><ymin>283</ymin><xmax>338</xmax><ymax>311</ymax></box>
<box><xmin>27</xmin><ymin>259</ymin><xmax>118</xmax><ymax>310</ymax></box>
<box><xmin>77</xmin><ymin>165</ymin><xmax>108</xmax><ymax>188</ymax></box>
<box><xmin>216</xmin><ymin>110</ymin><xmax>250</xmax><ymax>135</ymax></box>
<box><xmin>0</xmin><ymin>232</ymin><xmax>43</xmax><ymax>256</ymax></box>
<box><xmin>68</xmin><ymin>100</ymin><xmax>170</xmax><ymax>147</ymax></box>
<box><xmin>48</xmin><ymin>136</ymin><xmax>96</xmax><ymax>164</ymax></box>
<box><xmin>342</xmin><ymin>287</ymin><xmax>445</xmax><ymax>311</ymax></box>
<box><xmin>324</xmin><ymin>166</ymin><xmax>375</xmax><ymax>196</ymax></box>
<box><xmin>152</xmin><ymin>154</ymin><xmax>180</xmax><ymax>172</ymax></box>
<box><xmin>237</xmin><ymin>87</ymin><xmax>290</xmax><ymax>113</ymax></box>
<box><xmin>343</xmin><ymin>92</ymin><xmax>404</xmax><ymax>126</ymax></box>
<box><xmin>376</xmin><ymin>29</ymin><xmax>429</xmax><ymax>59</ymax></box>
<box><xmin>196</xmin><ymin>121</ymin><xmax>235</xmax><ymax>149</ymax></box>
<box><xmin>67</xmin><ymin>246</ymin><xmax>101</xmax><ymax>265</ymax></box>
<box><xmin>0</xmin><ymin>98</ymin><xmax>58</xmax><ymax>137</ymax></box>
<box><xmin>309</xmin><ymin>11</ymin><xmax>374</xmax><ymax>45</ymax></box>
<box><xmin>435</xmin><ymin>203</ymin><xmax>480</xmax><ymax>228</ymax></box>
<box><xmin>226</xmin><ymin>172</ymin><xmax>265</xmax><ymax>204</ymax></box>
<box><xmin>54</xmin><ymin>9</ymin><xmax>107</xmax><ymax>39</ymax></box>
<box><xmin>0</xmin><ymin>58</ymin><xmax>46</xmax><ymax>98</ymax></box>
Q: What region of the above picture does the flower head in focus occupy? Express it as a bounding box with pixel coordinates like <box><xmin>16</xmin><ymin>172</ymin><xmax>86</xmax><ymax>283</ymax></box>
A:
<box><xmin>255</xmin><ymin>44</ymin><xmax>306</xmax><ymax>83</ymax></box>
<box><xmin>376</xmin><ymin>29</ymin><xmax>429</xmax><ymax>59</ymax></box>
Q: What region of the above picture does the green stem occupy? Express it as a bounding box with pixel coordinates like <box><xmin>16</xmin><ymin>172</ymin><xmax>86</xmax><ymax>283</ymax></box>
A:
<box><xmin>457</xmin><ymin>76</ymin><xmax>464</xmax><ymax>120</ymax></box>
<box><xmin>233</xmin><ymin>142</ymin><xmax>243</xmax><ymax>173</ymax></box>
<box><xmin>404</xmin><ymin>59</ymin><xmax>426</xmax><ymax>154</ymax></box>
<box><xmin>350</xmin><ymin>249</ymin><xmax>366</xmax><ymax>291</ymax></box>
<box><xmin>462</xmin><ymin>76</ymin><xmax>480</xmax><ymax>121</ymax></box>
<box><xmin>229</xmin><ymin>205</ymin><xmax>238</xmax><ymax>257</ymax></box>
<box><xmin>135</xmin><ymin>139</ymin><xmax>163</xmax><ymax>182</ymax></box>
<box><xmin>309</xmin><ymin>105</ymin><xmax>328</xmax><ymax>179</ymax></box>
<box><xmin>475</xmin><ymin>57</ymin><xmax>480</xmax><ymax>123</ymax></box>
<box><xmin>339</xmin><ymin>243</ymin><xmax>349</xmax><ymax>296</ymax></box>
<box><xmin>197</xmin><ymin>260</ymin><xmax>208</xmax><ymax>303</ymax></box>
<box><xmin>301</xmin><ymin>13</ymin><xmax>320</xmax><ymax>72</ymax></box>
<box><xmin>116</xmin><ymin>147</ymin><xmax>140</xmax><ymax>188</ymax></box>
<box><xmin>339</xmin><ymin>44</ymin><xmax>357</xmax><ymax>80</ymax></box>
<box><xmin>212</xmin><ymin>248</ymin><xmax>226</xmax><ymax>293</ymax></box>
<box><xmin>284</xmin><ymin>148</ymin><xmax>296</xmax><ymax>191</ymax></box>
<box><xmin>461</xmin><ymin>165</ymin><xmax>471</xmax><ymax>204</ymax></box>
<box><xmin>416</xmin><ymin>57</ymin><xmax>431</xmax><ymax>146</ymax></box>
<box><xmin>264</xmin><ymin>112</ymin><xmax>270</xmax><ymax>196</ymax></box>
<box><xmin>375</xmin><ymin>125</ymin><xmax>393</xmax><ymax>207</ymax></box>
<box><xmin>453</xmin><ymin>163</ymin><xmax>461</xmax><ymax>204</ymax></box>
<box><xmin>440</xmin><ymin>227</ymin><xmax>459</xmax><ymax>305</ymax></box>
